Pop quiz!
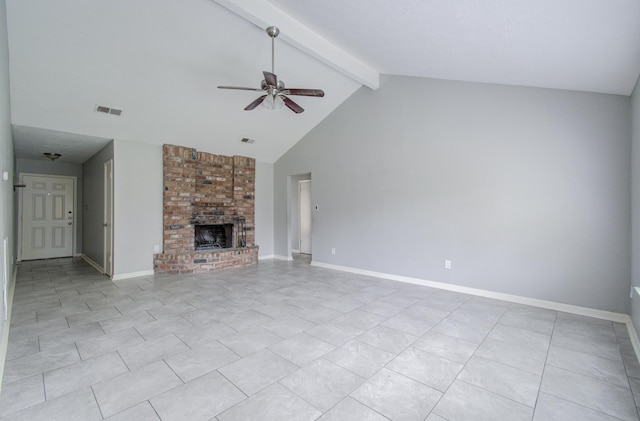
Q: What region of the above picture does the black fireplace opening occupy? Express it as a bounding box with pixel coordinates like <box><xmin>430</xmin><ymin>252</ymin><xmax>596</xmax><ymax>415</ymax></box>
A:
<box><xmin>195</xmin><ymin>224</ymin><xmax>233</xmax><ymax>250</ymax></box>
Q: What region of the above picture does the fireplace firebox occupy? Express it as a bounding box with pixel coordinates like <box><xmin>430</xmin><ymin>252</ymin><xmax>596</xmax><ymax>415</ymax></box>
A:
<box><xmin>194</xmin><ymin>224</ymin><xmax>233</xmax><ymax>250</ymax></box>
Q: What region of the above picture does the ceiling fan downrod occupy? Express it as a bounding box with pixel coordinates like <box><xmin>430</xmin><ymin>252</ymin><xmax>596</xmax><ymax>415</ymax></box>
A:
<box><xmin>266</xmin><ymin>26</ymin><xmax>279</xmax><ymax>75</ymax></box>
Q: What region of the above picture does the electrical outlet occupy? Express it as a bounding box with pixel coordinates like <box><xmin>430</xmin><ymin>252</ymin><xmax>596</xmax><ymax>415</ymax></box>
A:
<box><xmin>331</xmin><ymin>248</ymin><xmax>336</xmax><ymax>255</ymax></box>
<box><xmin>445</xmin><ymin>260</ymin><xmax>452</xmax><ymax>269</ymax></box>
<box><xmin>154</xmin><ymin>245</ymin><xmax>160</xmax><ymax>253</ymax></box>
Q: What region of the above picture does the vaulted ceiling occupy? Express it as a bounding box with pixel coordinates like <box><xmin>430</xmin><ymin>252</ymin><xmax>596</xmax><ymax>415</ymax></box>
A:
<box><xmin>6</xmin><ymin>0</ymin><xmax>640</xmax><ymax>164</ymax></box>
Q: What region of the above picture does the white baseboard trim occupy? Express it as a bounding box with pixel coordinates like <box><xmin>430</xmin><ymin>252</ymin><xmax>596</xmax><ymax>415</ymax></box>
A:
<box><xmin>273</xmin><ymin>255</ymin><xmax>293</xmax><ymax>261</ymax></box>
<box><xmin>310</xmin><ymin>261</ymin><xmax>629</xmax><ymax>323</ymax></box>
<box><xmin>81</xmin><ymin>254</ymin><xmax>104</xmax><ymax>273</ymax></box>
<box><xmin>112</xmin><ymin>270</ymin><xmax>155</xmax><ymax>281</ymax></box>
<box><xmin>290</xmin><ymin>249</ymin><xmax>300</xmax><ymax>253</ymax></box>
<box><xmin>258</xmin><ymin>254</ymin><xmax>275</xmax><ymax>261</ymax></box>
<box><xmin>0</xmin><ymin>264</ymin><xmax>18</xmax><ymax>394</ymax></box>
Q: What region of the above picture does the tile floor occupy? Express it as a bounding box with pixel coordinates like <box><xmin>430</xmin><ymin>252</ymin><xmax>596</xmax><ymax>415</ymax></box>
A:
<box><xmin>0</xmin><ymin>256</ymin><xmax>639</xmax><ymax>420</ymax></box>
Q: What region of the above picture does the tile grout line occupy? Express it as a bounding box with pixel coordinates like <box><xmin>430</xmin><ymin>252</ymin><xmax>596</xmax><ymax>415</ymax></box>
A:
<box><xmin>530</xmin><ymin>308</ymin><xmax>558</xmax><ymax>419</ymax></box>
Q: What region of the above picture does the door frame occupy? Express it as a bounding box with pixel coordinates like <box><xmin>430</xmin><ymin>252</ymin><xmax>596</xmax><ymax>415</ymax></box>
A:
<box><xmin>17</xmin><ymin>173</ymin><xmax>77</xmax><ymax>261</ymax></box>
<box><xmin>103</xmin><ymin>159</ymin><xmax>114</xmax><ymax>277</ymax></box>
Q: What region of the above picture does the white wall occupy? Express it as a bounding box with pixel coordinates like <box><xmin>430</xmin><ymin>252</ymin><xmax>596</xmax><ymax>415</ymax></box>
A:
<box><xmin>113</xmin><ymin>140</ymin><xmax>162</xmax><ymax>276</ymax></box>
<box><xmin>275</xmin><ymin>75</ymin><xmax>631</xmax><ymax>312</ymax></box>
<box><xmin>82</xmin><ymin>142</ymin><xmax>114</xmax><ymax>267</ymax></box>
<box><xmin>255</xmin><ymin>161</ymin><xmax>274</xmax><ymax>257</ymax></box>
<box><xmin>16</xmin><ymin>158</ymin><xmax>83</xmax><ymax>253</ymax></box>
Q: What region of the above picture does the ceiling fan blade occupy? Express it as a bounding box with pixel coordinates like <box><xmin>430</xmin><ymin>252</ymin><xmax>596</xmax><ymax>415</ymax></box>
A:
<box><xmin>244</xmin><ymin>95</ymin><xmax>267</xmax><ymax>111</ymax></box>
<box><xmin>263</xmin><ymin>71</ymin><xmax>278</xmax><ymax>87</ymax></box>
<box><xmin>281</xmin><ymin>88</ymin><xmax>325</xmax><ymax>97</ymax></box>
<box><xmin>281</xmin><ymin>95</ymin><xmax>304</xmax><ymax>114</ymax></box>
<box><xmin>218</xmin><ymin>86</ymin><xmax>264</xmax><ymax>92</ymax></box>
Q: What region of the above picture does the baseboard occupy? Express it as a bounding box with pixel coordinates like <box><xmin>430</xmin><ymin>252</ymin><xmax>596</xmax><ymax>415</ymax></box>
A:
<box><xmin>112</xmin><ymin>270</ymin><xmax>155</xmax><ymax>281</ymax></box>
<box><xmin>290</xmin><ymin>249</ymin><xmax>300</xmax><ymax>253</ymax></box>
<box><xmin>81</xmin><ymin>254</ymin><xmax>104</xmax><ymax>273</ymax></box>
<box><xmin>310</xmin><ymin>261</ymin><xmax>629</xmax><ymax>323</ymax></box>
<box><xmin>273</xmin><ymin>255</ymin><xmax>293</xmax><ymax>261</ymax></box>
<box><xmin>0</xmin><ymin>264</ymin><xmax>17</xmax><ymax>394</ymax></box>
<box><xmin>258</xmin><ymin>254</ymin><xmax>275</xmax><ymax>261</ymax></box>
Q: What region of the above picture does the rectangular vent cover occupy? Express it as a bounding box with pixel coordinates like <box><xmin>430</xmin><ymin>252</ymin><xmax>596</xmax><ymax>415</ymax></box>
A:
<box><xmin>95</xmin><ymin>105</ymin><xmax>123</xmax><ymax>116</ymax></box>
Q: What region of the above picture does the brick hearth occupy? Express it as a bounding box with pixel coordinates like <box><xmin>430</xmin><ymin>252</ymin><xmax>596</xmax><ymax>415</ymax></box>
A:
<box><xmin>154</xmin><ymin>144</ymin><xmax>258</xmax><ymax>273</ymax></box>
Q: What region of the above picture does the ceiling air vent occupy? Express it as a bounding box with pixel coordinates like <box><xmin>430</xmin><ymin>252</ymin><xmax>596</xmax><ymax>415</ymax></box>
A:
<box><xmin>95</xmin><ymin>105</ymin><xmax>123</xmax><ymax>116</ymax></box>
<box><xmin>241</xmin><ymin>138</ymin><xmax>255</xmax><ymax>144</ymax></box>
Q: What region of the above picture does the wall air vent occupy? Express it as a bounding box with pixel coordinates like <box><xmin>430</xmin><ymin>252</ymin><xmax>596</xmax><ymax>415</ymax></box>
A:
<box><xmin>95</xmin><ymin>105</ymin><xmax>123</xmax><ymax>116</ymax></box>
<box><xmin>241</xmin><ymin>138</ymin><xmax>255</xmax><ymax>144</ymax></box>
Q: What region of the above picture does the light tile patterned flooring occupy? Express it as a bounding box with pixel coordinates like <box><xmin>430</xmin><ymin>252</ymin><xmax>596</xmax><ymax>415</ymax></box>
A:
<box><xmin>0</xmin><ymin>256</ymin><xmax>639</xmax><ymax>420</ymax></box>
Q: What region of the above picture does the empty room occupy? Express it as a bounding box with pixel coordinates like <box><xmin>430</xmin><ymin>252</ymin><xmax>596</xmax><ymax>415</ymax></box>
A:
<box><xmin>0</xmin><ymin>0</ymin><xmax>639</xmax><ymax>420</ymax></box>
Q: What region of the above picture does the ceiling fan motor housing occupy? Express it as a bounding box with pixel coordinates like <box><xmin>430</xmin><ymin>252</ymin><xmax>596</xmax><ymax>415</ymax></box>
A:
<box><xmin>261</xmin><ymin>79</ymin><xmax>285</xmax><ymax>90</ymax></box>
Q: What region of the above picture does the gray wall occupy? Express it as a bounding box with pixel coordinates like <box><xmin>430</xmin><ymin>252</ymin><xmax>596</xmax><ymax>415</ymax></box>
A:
<box><xmin>275</xmin><ymin>75</ymin><xmax>631</xmax><ymax>313</ymax></box>
<box><xmin>255</xmin><ymin>161</ymin><xmax>274</xmax><ymax>257</ymax></box>
<box><xmin>631</xmin><ymin>77</ymin><xmax>640</xmax><ymax>328</ymax></box>
<box><xmin>113</xmin><ymin>140</ymin><xmax>163</xmax><ymax>276</ymax></box>
<box><xmin>16</xmin><ymin>158</ymin><xmax>83</xmax><ymax>254</ymax></box>
<box><xmin>0</xmin><ymin>0</ymin><xmax>14</xmax><ymax>359</ymax></box>
<box><xmin>82</xmin><ymin>142</ymin><xmax>114</xmax><ymax>267</ymax></box>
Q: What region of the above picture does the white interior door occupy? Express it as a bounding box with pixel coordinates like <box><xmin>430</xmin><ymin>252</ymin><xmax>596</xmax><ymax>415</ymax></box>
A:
<box><xmin>21</xmin><ymin>175</ymin><xmax>74</xmax><ymax>260</ymax></box>
<box><xmin>299</xmin><ymin>180</ymin><xmax>312</xmax><ymax>254</ymax></box>
<box><xmin>104</xmin><ymin>160</ymin><xmax>114</xmax><ymax>276</ymax></box>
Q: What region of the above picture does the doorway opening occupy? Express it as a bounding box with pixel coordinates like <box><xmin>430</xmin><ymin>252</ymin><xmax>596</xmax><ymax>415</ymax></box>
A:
<box><xmin>287</xmin><ymin>173</ymin><xmax>311</xmax><ymax>261</ymax></box>
<box><xmin>299</xmin><ymin>180</ymin><xmax>312</xmax><ymax>255</ymax></box>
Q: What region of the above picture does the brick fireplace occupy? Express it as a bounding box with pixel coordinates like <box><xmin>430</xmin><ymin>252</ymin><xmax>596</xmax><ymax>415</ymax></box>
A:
<box><xmin>154</xmin><ymin>144</ymin><xmax>259</xmax><ymax>273</ymax></box>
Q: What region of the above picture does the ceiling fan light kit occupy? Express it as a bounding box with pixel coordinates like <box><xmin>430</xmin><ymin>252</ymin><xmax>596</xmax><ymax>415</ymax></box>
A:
<box><xmin>262</xmin><ymin>94</ymin><xmax>284</xmax><ymax>110</ymax></box>
<box><xmin>218</xmin><ymin>26</ymin><xmax>324</xmax><ymax>114</ymax></box>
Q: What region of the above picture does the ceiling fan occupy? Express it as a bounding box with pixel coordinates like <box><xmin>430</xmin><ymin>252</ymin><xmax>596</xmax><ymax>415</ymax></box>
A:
<box><xmin>218</xmin><ymin>26</ymin><xmax>325</xmax><ymax>114</ymax></box>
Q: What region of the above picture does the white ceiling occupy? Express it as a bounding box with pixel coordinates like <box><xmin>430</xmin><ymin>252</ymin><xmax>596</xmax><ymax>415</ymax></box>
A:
<box><xmin>268</xmin><ymin>0</ymin><xmax>640</xmax><ymax>95</ymax></box>
<box><xmin>6</xmin><ymin>0</ymin><xmax>640</xmax><ymax>164</ymax></box>
<box><xmin>12</xmin><ymin>125</ymin><xmax>111</xmax><ymax>164</ymax></box>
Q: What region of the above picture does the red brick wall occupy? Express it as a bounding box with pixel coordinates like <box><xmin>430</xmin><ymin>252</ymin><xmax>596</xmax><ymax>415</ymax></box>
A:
<box><xmin>154</xmin><ymin>144</ymin><xmax>258</xmax><ymax>273</ymax></box>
